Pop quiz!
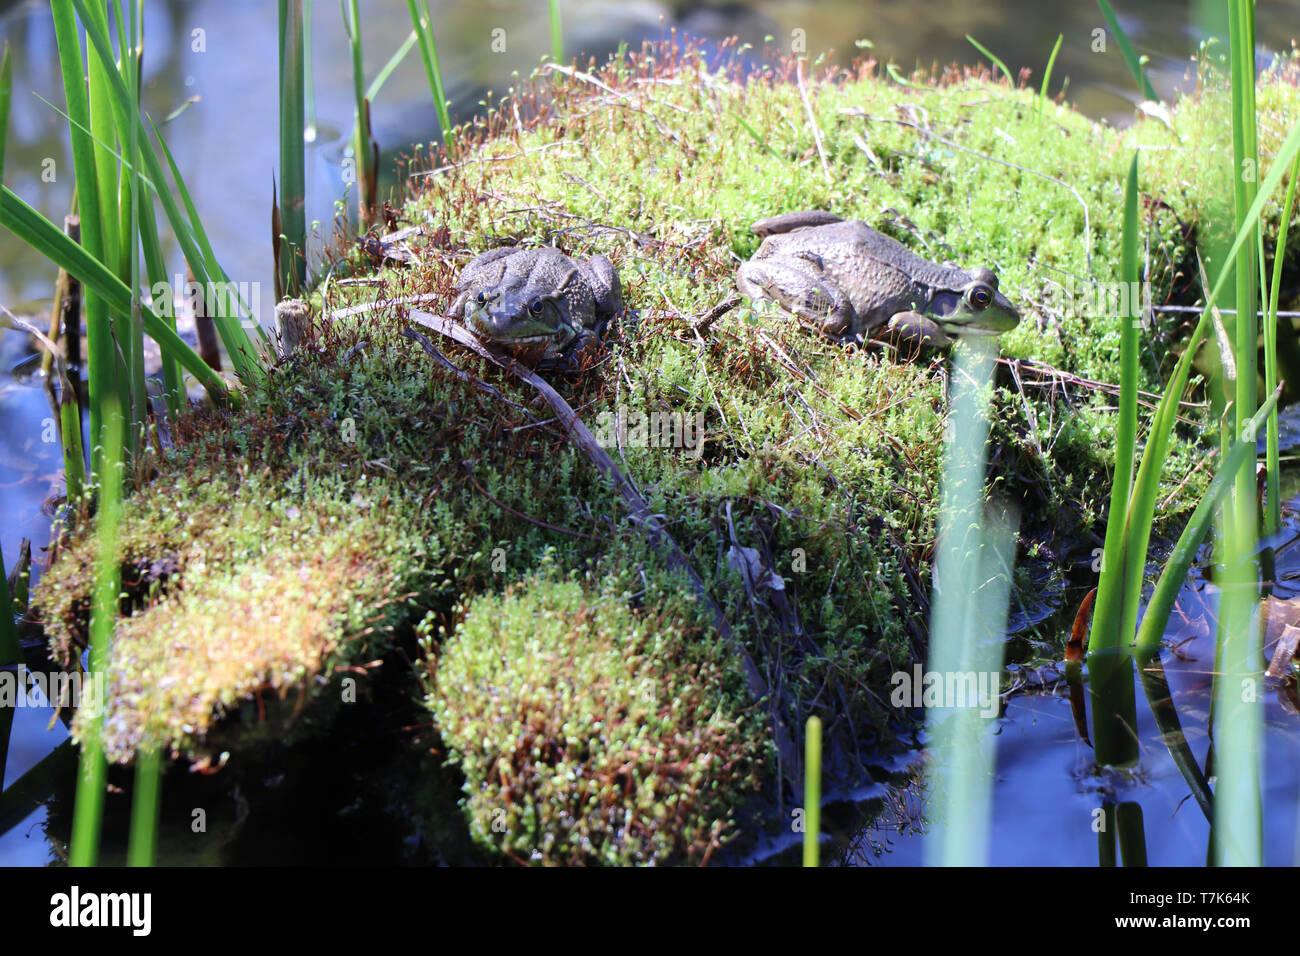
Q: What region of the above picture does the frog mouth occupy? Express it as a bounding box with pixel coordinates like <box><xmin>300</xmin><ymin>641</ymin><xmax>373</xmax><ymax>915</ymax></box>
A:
<box><xmin>940</xmin><ymin>322</ymin><xmax>1004</xmax><ymax>336</ymax></box>
<box><xmin>464</xmin><ymin>306</ymin><xmax>556</xmax><ymax>344</ymax></box>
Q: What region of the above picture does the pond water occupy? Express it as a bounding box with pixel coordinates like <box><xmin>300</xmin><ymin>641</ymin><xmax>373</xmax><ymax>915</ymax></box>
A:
<box><xmin>3</xmin><ymin>1</ymin><xmax>1300</xmax><ymax>866</ymax></box>
<box><xmin>838</xmin><ymin>556</ymin><xmax>1300</xmax><ymax>866</ymax></box>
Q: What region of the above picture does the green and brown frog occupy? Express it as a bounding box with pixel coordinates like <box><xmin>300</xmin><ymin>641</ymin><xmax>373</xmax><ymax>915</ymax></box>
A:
<box><xmin>451</xmin><ymin>246</ymin><xmax>622</xmax><ymax>367</ymax></box>
<box><xmin>737</xmin><ymin>211</ymin><xmax>1020</xmax><ymax>347</ymax></box>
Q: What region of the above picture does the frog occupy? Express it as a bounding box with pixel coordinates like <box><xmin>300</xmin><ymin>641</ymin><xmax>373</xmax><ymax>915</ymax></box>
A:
<box><xmin>737</xmin><ymin>212</ymin><xmax>1020</xmax><ymax>347</ymax></box>
<box><xmin>450</xmin><ymin>246</ymin><xmax>623</xmax><ymax>367</ymax></box>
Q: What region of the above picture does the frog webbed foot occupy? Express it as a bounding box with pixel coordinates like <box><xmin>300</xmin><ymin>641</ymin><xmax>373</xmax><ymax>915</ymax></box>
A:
<box><xmin>534</xmin><ymin>324</ymin><xmax>598</xmax><ymax>374</ymax></box>
<box><xmin>737</xmin><ymin>260</ymin><xmax>856</xmax><ymax>338</ymax></box>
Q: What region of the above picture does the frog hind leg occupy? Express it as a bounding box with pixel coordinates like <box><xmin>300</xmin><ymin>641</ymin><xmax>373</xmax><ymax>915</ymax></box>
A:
<box><xmin>738</xmin><ymin>259</ymin><xmax>856</xmax><ymax>338</ymax></box>
<box><xmin>580</xmin><ymin>254</ymin><xmax>623</xmax><ymax>320</ymax></box>
<box><xmin>751</xmin><ymin>210</ymin><xmax>844</xmax><ymax>237</ymax></box>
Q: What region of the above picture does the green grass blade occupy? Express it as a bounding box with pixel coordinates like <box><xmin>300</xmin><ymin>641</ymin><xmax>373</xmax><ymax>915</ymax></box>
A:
<box><xmin>1095</xmin><ymin>0</ymin><xmax>1159</xmax><ymax>101</ymax></box>
<box><xmin>123</xmin><ymin>0</ymin><xmax>147</xmax><ymax>456</ymax></box>
<box><xmin>1263</xmin><ymin>153</ymin><xmax>1300</xmax><ymax>535</ymax></box>
<box><xmin>68</xmin><ymin>397</ymin><xmax>124</xmax><ymax>866</ymax></box>
<box><xmin>51</xmin><ymin>0</ymin><xmax>112</xmax><ymax>479</ymax></box>
<box><xmin>548</xmin><ymin>0</ymin><xmax>563</xmax><ymax>65</ymax></box>
<box><xmin>367</xmin><ymin>30</ymin><xmax>419</xmax><ymax>102</ymax></box>
<box><xmin>148</xmin><ymin>117</ymin><xmax>270</xmax><ymax>359</ymax></box>
<box><xmin>1115</xmin><ymin>151</ymin><xmax>1146</xmax><ymax>644</ymax></box>
<box><xmin>406</xmin><ymin>0</ymin><xmax>451</xmax><ymax>140</ymax></box>
<box><xmin>135</xmin><ymin>169</ymin><xmax>184</xmax><ymax>417</ymax></box>
<box><xmin>729</xmin><ymin>110</ymin><xmax>778</xmax><ymax>157</ymax></box>
<box><xmin>0</xmin><ymin>187</ymin><xmax>231</xmax><ymax>401</ymax></box>
<box><xmin>885</xmin><ymin>62</ymin><xmax>933</xmax><ymax>91</ymax></box>
<box><xmin>126</xmin><ymin>746</ymin><xmax>162</xmax><ymax>866</ymax></box>
<box><xmin>278</xmin><ymin>0</ymin><xmax>307</xmax><ymax>297</ymax></box>
<box><xmin>59</xmin><ymin>360</ymin><xmax>86</xmax><ymax>504</ymax></box>
<box><xmin>0</xmin><ymin>45</ymin><xmax>11</xmax><ymax>181</ymax></box>
<box><xmin>0</xmin><ymin>544</ymin><xmax>19</xmax><ymax>667</ymax></box>
<box><xmin>1213</xmin><ymin>0</ymin><xmax>1263</xmax><ymax>868</ymax></box>
<box><xmin>802</xmin><ymin>715</ymin><xmax>821</xmax><ymax>867</ymax></box>
<box><xmin>924</xmin><ymin>340</ymin><xmax>1014</xmax><ymax>866</ymax></box>
<box><xmin>64</xmin><ymin>0</ymin><xmax>265</xmax><ymax>381</ymax></box>
<box><xmin>1135</xmin><ymin>389</ymin><xmax>1281</xmax><ymax>656</ymax></box>
<box><xmin>1039</xmin><ymin>34</ymin><xmax>1062</xmax><ymax>115</ymax></box>
<box><xmin>966</xmin><ymin>35</ymin><xmax>1013</xmax><ymax>86</ymax></box>
<box><xmin>303</xmin><ymin>0</ymin><xmax>316</xmax><ymax>140</ymax></box>
<box><xmin>86</xmin><ymin>19</ymin><xmax>121</xmax><ymax>281</ymax></box>
<box><xmin>1087</xmin><ymin>155</ymin><xmax>1142</xmax><ymax>767</ymax></box>
<box><xmin>343</xmin><ymin>0</ymin><xmax>375</xmax><ymax>227</ymax></box>
<box><xmin>1229</xmin><ymin>0</ymin><xmax>1260</xmax><ymax>440</ymax></box>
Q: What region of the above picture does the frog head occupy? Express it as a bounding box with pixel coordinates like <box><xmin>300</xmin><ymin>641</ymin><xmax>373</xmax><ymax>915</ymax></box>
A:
<box><xmin>462</xmin><ymin>288</ymin><xmax>578</xmax><ymax>353</ymax></box>
<box><xmin>925</xmin><ymin>268</ymin><xmax>1020</xmax><ymax>338</ymax></box>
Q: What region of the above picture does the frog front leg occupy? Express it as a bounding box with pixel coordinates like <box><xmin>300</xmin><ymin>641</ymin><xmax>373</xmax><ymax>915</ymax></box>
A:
<box><xmin>885</xmin><ymin>310</ymin><xmax>953</xmax><ymax>348</ymax></box>
<box><xmin>737</xmin><ymin>259</ymin><xmax>857</xmax><ymax>338</ymax></box>
<box><xmin>536</xmin><ymin>314</ymin><xmax>597</xmax><ymax>373</ymax></box>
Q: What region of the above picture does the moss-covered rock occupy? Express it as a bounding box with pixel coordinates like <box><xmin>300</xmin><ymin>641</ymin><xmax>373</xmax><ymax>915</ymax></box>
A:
<box><xmin>29</xmin><ymin>40</ymin><xmax>1300</xmax><ymax>862</ymax></box>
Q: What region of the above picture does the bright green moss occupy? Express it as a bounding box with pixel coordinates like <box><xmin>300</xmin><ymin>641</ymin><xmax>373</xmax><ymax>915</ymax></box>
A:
<box><xmin>426</xmin><ymin>567</ymin><xmax>762</xmax><ymax>865</ymax></box>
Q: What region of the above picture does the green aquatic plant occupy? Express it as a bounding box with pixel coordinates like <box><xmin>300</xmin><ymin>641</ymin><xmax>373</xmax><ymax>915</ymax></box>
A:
<box><xmin>278</xmin><ymin>0</ymin><xmax>307</xmax><ymax>298</ymax></box>
<box><xmin>803</xmin><ymin>715</ymin><xmax>821</xmax><ymax>867</ymax></box>
<box><xmin>1082</xmin><ymin>2</ymin><xmax>1300</xmax><ymax>870</ymax></box>
<box><xmin>68</xmin><ymin>399</ymin><xmax>123</xmax><ymax>866</ymax></box>
<box><xmin>342</xmin><ymin>0</ymin><xmax>376</xmax><ymax>229</ymax></box>
<box><xmin>1086</xmin><ymin>155</ymin><xmax>1142</xmax><ymax>769</ymax></box>
<box><xmin>548</xmin><ymin>0</ymin><xmax>564</xmax><ymax>66</ymax></box>
<box><xmin>3</xmin><ymin>0</ymin><xmax>279</xmax><ymax>868</ymax></box>
<box><xmin>965</xmin><ymin>35</ymin><xmax>1013</xmax><ymax>87</ymax></box>
<box><xmin>923</xmin><ymin>339</ymin><xmax>1015</xmax><ymax>867</ymax></box>
<box><xmin>1262</xmin><ymin>152</ymin><xmax>1300</xmax><ymax>535</ymax></box>
<box><xmin>1212</xmin><ymin>0</ymin><xmax>1266</xmax><ymax>867</ymax></box>
<box><xmin>0</xmin><ymin>548</ymin><xmax>17</xmax><ymax>669</ymax></box>
<box><xmin>3</xmin><ymin>0</ymin><xmax>267</xmax><ymax>466</ymax></box>
<box><xmin>406</xmin><ymin>0</ymin><xmax>451</xmax><ymax>142</ymax></box>
<box><xmin>126</xmin><ymin>747</ymin><xmax>162</xmax><ymax>866</ymax></box>
<box><xmin>340</xmin><ymin>3</ymin><xmax>423</xmax><ymax>230</ymax></box>
<box><xmin>1038</xmin><ymin>33</ymin><xmax>1063</xmax><ymax>118</ymax></box>
<box><xmin>1095</xmin><ymin>0</ymin><xmax>1159</xmax><ymax>102</ymax></box>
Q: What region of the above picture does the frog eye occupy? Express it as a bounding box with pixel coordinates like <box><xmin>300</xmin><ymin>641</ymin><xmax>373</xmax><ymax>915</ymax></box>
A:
<box><xmin>969</xmin><ymin>285</ymin><xmax>993</xmax><ymax>309</ymax></box>
<box><xmin>476</xmin><ymin>291</ymin><xmax>487</xmax><ymax>305</ymax></box>
<box><xmin>528</xmin><ymin>299</ymin><xmax>545</xmax><ymax>315</ymax></box>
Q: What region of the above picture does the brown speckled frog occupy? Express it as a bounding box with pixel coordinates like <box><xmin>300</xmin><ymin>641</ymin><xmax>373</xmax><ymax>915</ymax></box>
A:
<box><xmin>451</xmin><ymin>246</ymin><xmax>622</xmax><ymax>367</ymax></box>
<box><xmin>737</xmin><ymin>211</ymin><xmax>1020</xmax><ymax>347</ymax></box>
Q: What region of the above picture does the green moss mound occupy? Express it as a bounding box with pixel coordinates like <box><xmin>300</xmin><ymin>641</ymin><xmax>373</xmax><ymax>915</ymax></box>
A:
<box><xmin>427</xmin><ymin>569</ymin><xmax>763</xmax><ymax>865</ymax></box>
